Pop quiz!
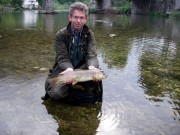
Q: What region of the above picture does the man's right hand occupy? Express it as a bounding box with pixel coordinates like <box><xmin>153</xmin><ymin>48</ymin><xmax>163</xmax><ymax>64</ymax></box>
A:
<box><xmin>59</xmin><ymin>68</ymin><xmax>73</xmax><ymax>84</ymax></box>
<box><xmin>59</xmin><ymin>68</ymin><xmax>73</xmax><ymax>75</ymax></box>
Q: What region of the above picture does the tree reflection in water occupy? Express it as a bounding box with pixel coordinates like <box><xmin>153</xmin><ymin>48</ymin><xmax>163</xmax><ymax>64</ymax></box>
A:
<box><xmin>43</xmin><ymin>100</ymin><xmax>102</xmax><ymax>135</ymax></box>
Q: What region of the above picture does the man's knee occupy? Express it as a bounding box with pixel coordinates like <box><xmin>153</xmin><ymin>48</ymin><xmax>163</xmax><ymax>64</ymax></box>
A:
<box><xmin>52</xmin><ymin>84</ymin><xmax>70</xmax><ymax>100</ymax></box>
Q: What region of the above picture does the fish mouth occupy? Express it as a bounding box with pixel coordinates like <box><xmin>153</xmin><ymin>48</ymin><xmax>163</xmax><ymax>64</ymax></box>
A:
<box><xmin>104</xmin><ymin>75</ymin><xmax>108</xmax><ymax>78</ymax></box>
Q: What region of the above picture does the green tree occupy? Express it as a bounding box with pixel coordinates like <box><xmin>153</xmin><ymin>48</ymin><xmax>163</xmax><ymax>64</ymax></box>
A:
<box><xmin>113</xmin><ymin>0</ymin><xmax>131</xmax><ymax>14</ymax></box>
<box><xmin>11</xmin><ymin>0</ymin><xmax>22</xmax><ymax>7</ymax></box>
<box><xmin>11</xmin><ymin>0</ymin><xmax>22</xmax><ymax>11</ymax></box>
<box><xmin>37</xmin><ymin>0</ymin><xmax>44</xmax><ymax>8</ymax></box>
<box><xmin>0</xmin><ymin>0</ymin><xmax>12</xmax><ymax>6</ymax></box>
<box><xmin>58</xmin><ymin>0</ymin><xmax>75</xmax><ymax>4</ymax></box>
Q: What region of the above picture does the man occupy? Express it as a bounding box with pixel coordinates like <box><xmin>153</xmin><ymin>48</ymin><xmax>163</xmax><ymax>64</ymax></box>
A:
<box><xmin>41</xmin><ymin>2</ymin><xmax>103</xmax><ymax>103</ymax></box>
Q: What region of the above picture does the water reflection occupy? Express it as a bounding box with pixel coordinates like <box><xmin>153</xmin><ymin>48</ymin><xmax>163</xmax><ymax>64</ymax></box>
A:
<box><xmin>43</xmin><ymin>100</ymin><xmax>102</xmax><ymax>135</ymax></box>
<box><xmin>96</xmin><ymin>101</ymin><xmax>125</xmax><ymax>135</ymax></box>
<box><xmin>128</xmin><ymin>16</ymin><xmax>180</xmax><ymax>120</ymax></box>
<box><xmin>89</xmin><ymin>14</ymin><xmax>113</xmax><ymax>29</ymax></box>
<box><xmin>0</xmin><ymin>76</ymin><xmax>59</xmax><ymax>135</ymax></box>
<box><xmin>23</xmin><ymin>10</ymin><xmax>38</xmax><ymax>29</ymax></box>
<box><xmin>89</xmin><ymin>15</ymin><xmax>132</xmax><ymax>69</ymax></box>
<box><xmin>42</xmin><ymin>14</ymin><xmax>54</xmax><ymax>33</ymax></box>
<box><xmin>137</xmin><ymin>36</ymin><xmax>180</xmax><ymax>120</ymax></box>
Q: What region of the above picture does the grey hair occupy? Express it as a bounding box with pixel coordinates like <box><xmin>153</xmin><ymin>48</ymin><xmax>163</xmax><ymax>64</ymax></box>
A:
<box><xmin>69</xmin><ymin>2</ymin><xmax>89</xmax><ymax>16</ymax></box>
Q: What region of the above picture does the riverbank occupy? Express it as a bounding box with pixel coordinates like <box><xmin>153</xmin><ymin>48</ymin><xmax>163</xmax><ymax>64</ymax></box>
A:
<box><xmin>169</xmin><ymin>11</ymin><xmax>180</xmax><ymax>19</ymax></box>
<box><xmin>1</xmin><ymin>5</ymin><xmax>180</xmax><ymax>19</ymax></box>
<box><xmin>0</xmin><ymin>6</ymin><xmax>15</xmax><ymax>12</ymax></box>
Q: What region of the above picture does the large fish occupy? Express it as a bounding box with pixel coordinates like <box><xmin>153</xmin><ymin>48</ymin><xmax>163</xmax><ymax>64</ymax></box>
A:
<box><xmin>48</xmin><ymin>70</ymin><xmax>107</xmax><ymax>87</ymax></box>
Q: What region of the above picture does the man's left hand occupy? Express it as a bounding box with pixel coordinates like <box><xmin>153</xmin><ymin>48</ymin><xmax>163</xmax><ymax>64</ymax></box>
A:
<box><xmin>88</xmin><ymin>66</ymin><xmax>104</xmax><ymax>82</ymax></box>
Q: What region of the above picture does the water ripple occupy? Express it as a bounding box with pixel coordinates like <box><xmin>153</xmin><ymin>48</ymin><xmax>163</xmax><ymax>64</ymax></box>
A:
<box><xmin>97</xmin><ymin>101</ymin><xmax>125</xmax><ymax>134</ymax></box>
<box><xmin>0</xmin><ymin>76</ymin><xmax>59</xmax><ymax>135</ymax></box>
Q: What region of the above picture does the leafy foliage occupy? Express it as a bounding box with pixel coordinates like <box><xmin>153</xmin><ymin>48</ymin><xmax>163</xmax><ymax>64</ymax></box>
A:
<box><xmin>169</xmin><ymin>11</ymin><xmax>180</xmax><ymax>18</ymax></box>
<box><xmin>58</xmin><ymin>0</ymin><xmax>75</xmax><ymax>4</ymax></box>
<box><xmin>53</xmin><ymin>0</ymin><xmax>90</xmax><ymax>10</ymax></box>
<box><xmin>0</xmin><ymin>0</ymin><xmax>12</xmax><ymax>5</ymax></box>
<box><xmin>37</xmin><ymin>0</ymin><xmax>44</xmax><ymax>7</ymax></box>
<box><xmin>113</xmin><ymin>0</ymin><xmax>131</xmax><ymax>14</ymax></box>
<box><xmin>0</xmin><ymin>0</ymin><xmax>22</xmax><ymax>11</ymax></box>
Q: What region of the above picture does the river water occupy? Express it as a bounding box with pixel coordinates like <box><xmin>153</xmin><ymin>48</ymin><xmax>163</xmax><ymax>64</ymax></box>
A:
<box><xmin>0</xmin><ymin>10</ymin><xmax>180</xmax><ymax>135</ymax></box>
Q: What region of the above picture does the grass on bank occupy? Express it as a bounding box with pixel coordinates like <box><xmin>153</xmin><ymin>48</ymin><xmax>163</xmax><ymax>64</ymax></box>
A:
<box><xmin>53</xmin><ymin>0</ymin><xmax>70</xmax><ymax>10</ymax></box>
<box><xmin>169</xmin><ymin>11</ymin><xmax>180</xmax><ymax>19</ymax></box>
<box><xmin>149</xmin><ymin>10</ymin><xmax>180</xmax><ymax>19</ymax></box>
<box><xmin>149</xmin><ymin>11</ymin><xmax>168</xmax><ymax>17</ymax></box>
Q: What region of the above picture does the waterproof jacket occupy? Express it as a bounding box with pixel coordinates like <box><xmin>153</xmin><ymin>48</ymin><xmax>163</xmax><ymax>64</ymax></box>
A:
<box><xmin>54</xmin><ymin>22</ymin><xmax>99</xmax><ymax>72</ymax></box>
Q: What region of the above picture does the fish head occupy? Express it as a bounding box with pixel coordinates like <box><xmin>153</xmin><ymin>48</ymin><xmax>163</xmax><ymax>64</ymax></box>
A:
<box><xmin>95</xmin><ymin>73</ymin><xmax>108</xmax><ymax>80</ymax></box>
<box><xmin>103</xmin><ymin>74</ymin><xmax>108</xmax><ymax>79</ymax></box>
<box><xmin>101</xmin><ymin>74</ymin><xmax>108</xmax><ymax>79</ymax></box>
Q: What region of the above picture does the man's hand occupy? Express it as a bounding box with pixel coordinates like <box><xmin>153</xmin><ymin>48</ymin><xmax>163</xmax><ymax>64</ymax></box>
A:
<box><xmin>59</xmin><ymin>68</ymin><xmax>73</xmax><ymax>84</ymax></box>
<box><xmin>88</xmin><ymin>66</ymin><xmax>104</xmax><ymax>72</ymax></box>
<box><xmin>59</xmin><ymin>68</ymin><xmax>73</xmax><ymax>75</ymax></box>
<box><xmin>88</xmin><ymin>66</ymin><xmax>104</xmax><ymax>82</ymax></box>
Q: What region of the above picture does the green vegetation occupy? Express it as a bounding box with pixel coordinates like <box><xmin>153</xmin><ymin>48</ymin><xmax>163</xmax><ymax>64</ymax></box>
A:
<box><xmin>0</xmin><ymin>0</ymin><xmax>11</xmax><ymax>6</ymax></box>
<box><xmin>89</xmin><ymin>7</ymin><xmax>95</xmax><ymax>13</ymax></box>
<box><xmin>149</xmin><ymin>11</ymin><xmax>168</xmax><ymax>17</ymax></box>
<box><xmin>169</xmin><ymin>11</ymin><xmax>180</xmax><ymax>19</ymax></box>
<box><xmin>0</xmin><ymin>0</ymin><xmax>22</xmax><ymax>11</ymax></box>
<box><xmin>0</xmin><ymin>5</ymin><xmax>14</xmax><ymax>12</ymax></box>
<box><xmin>51</xmin><ymin>0</ymin><xmax>72</xmax><ymax>10</ymax></box>
<box><xmin>113</xmin><ymin>0</ymin><xmax>131</xmax><ymax>14</ymax></box>
<box><xmin>38</xmin><ymin>0</ymin><xmax>44</xmax><ymax>8</ymax></box>
<box><xmin>0</xmin><ymin>0</ymin><xmax>90</xmax><ymax>12</ymax></box>
<box><xmin>140</xmin><ymin>49</ymin><xmax>180</xmax><ymax>108</ymax></box>
<box><xmin>53</xmin><ymin>0</ymin><xmax>64</xmax><ymax>10</ymax></box>
<box><xmin>0</xmin><ymin>0</ymin><xmax>132</xmax><ymax>13</ymax></box>
<box><xmin>54</xmin><ymin>0</ymin><xmax>89</xmax><ymax>10</ymax></box>
<box><xmin>37</xmin><ymin>0</ymin><xmax>75</xmax><ymax>10</ymax></box>
<box><xmin>1</xmin><ymin>0</ymin><xmax>178</xmax><ymax>17</ymax></box>
<box><xmin>149</xmin><ymin>11</ymin><xmax>180</xmax><ymax>18</ymax></box>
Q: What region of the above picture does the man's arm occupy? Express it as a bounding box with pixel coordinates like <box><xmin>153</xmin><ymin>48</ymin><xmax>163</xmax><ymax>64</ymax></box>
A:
<box><xmin>55</xmin><ymin>30</ymin><xmax>74</xmax><ymax>71</ymax></box>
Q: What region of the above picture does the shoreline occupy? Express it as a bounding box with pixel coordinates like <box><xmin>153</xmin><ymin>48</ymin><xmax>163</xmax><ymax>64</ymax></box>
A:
<box><xmin>1</xmin><ymin>6</ymin><xmax>180</xmax><ymax>19</ymax></box>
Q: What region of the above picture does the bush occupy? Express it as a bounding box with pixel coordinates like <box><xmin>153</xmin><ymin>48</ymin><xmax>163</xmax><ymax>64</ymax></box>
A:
<box><xmin>169</xmin><ymin>11</ymin><xmax>180</xmax><ymax>18</ymax></box>
<box><xmin>113</xmin><ymin>0</ymin><xmax>131</xmax><ymax>14</ymax></box>
<box><xmin>14</xmin><ymin>4</ymin><xmax>22</xmax><ymax>11</ymax></box>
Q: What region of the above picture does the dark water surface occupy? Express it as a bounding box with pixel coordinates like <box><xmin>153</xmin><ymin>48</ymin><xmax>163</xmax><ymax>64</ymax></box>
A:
<box><xmin>0</xmin><ymin>10</ymin><xmax>180</xmax><ymax>135</ymax></box>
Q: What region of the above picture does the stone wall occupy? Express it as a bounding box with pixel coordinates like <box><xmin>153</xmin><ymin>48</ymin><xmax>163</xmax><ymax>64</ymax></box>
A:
<box><xmin>94</xmin><ymin>0</ymin><xmax>180</xmax><ymax>14</ymax></box>
<box><xmin>131</xmin><ymin>0</ymin><xmax>179</xmax><ymax>14</ymax></box>
<box><xmin>131</xmin><ymin>0</ymin><xmax>151</xmax><ymax>14</ymax></box>
<box><xmin>150</xmin><ymin>0</ymin><xmax>175</xmax><ymax>13</ymax></box>
<box><xmin>95</xmin><ymin>0</ymin><xmax>112</xmax><ymax>10</ymax></box>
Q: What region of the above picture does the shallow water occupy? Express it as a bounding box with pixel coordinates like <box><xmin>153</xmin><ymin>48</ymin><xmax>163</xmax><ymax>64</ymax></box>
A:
<box><xmin>0</xmin><ymin>10</ymin><xmax>180</xmax><ymax>135</ymax></box>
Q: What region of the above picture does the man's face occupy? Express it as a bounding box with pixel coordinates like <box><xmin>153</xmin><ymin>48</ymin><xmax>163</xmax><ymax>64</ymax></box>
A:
<box><xmin>68</xmin><ymin>9</ymin><xmax>87</xmax><ymax>31</ymax></box>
